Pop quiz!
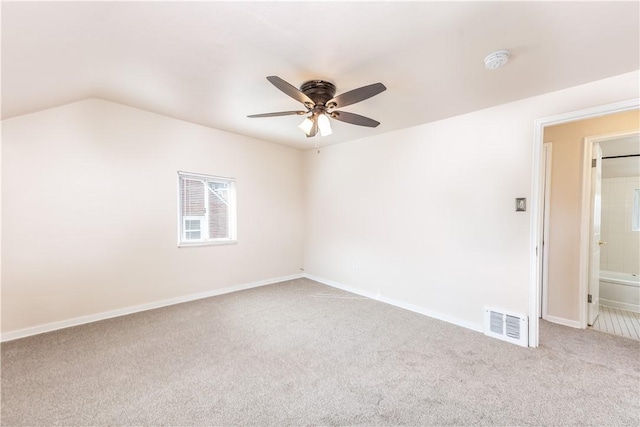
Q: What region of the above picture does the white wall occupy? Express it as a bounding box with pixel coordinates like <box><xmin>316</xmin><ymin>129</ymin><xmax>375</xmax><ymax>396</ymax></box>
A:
<box><xmin>601</xmin><ymin>176</ymin><xmax>640</xmax><ymax>275</ymax></box>
<box><xmin>3</xmin><ymin>71</ymin><xmax>639</xmax><ymax>339</ymax></box>
<box><xmin>303</xmin><ymin>71</ymin><xmax>640</xmax><ymax>331</ymax></box>
<box><xmin>2</xmin><ymin>99</ymin><xmax>304</xmax><ymax>334</ymax></box>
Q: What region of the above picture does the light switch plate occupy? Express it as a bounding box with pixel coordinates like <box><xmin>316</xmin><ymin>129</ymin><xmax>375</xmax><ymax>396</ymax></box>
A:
<box><xmin>516</xmin><ymin>198</ymin><xmax>526</xmax><ymax>212</ymax></box>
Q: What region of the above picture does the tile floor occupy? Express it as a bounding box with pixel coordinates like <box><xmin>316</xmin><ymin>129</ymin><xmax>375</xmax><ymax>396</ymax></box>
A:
<box><xmin>590</xmin><ymin>305</ymin><xmax>640</xmax><ymax>340</ymax></box>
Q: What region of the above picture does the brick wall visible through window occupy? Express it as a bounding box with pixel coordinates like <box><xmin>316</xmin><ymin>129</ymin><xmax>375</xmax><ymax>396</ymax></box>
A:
<box><xmin>178</xmin><ymin>172</ymin><xmax>237</xmax><ymax>246</ymax></box>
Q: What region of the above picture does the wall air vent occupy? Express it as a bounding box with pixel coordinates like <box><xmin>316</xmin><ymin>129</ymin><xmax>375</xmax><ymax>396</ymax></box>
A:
<box><xmin>484</xmin><ymin>307</ymin><xmax>528</xmax><ymax>347</ymax></box>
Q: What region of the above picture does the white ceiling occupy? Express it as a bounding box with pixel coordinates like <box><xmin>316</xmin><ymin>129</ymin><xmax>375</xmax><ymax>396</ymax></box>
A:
<box><xmin>2</xmin><ymin>1</ymin><xmax>639</xmax><ymax>151</ymax></box>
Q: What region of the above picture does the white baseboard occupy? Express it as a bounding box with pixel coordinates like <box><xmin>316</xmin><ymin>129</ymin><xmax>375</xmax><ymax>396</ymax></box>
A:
<box><xmin>304</xmin><ymin>273</ymin><xmax>483</xmax><ymax>333</ymax></box>
<box><xmin>1</xmin><ymin>273</ymin><xmax>304</xmax><ymax>342</ymax></box>
<box><xmin>543</xmin><ymin>314</ymin><xmax>582</xmax><ymax>329</ymax></box>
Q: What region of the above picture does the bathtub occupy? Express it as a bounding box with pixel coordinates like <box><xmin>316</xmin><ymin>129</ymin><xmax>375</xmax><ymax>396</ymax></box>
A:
<box><xmin>599</xmin><ymin>270</ymin><xmax>640</xmax><ymax>313</ymax></box>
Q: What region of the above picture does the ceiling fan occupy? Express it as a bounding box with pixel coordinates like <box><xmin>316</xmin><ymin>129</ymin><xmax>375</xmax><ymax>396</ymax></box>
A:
<box><xmin>248</xmin><ymin>76</ymin><xmax>386</xmax><ymax>137</ymax></box>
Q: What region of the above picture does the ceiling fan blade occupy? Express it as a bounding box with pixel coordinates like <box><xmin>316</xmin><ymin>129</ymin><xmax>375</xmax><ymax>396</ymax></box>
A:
<box><xmin>266</xmin><ymin>76</ymin><xmax>314</xmax><ymax>106</ymax></box>
<box><xmin>326</xmin><ymin>83</ymin><xmax>386</xmax><ymax>109</ymax></box>
<box><xmin>247</xmin><ymin>111</ymin><xmax>306</xmax><ymax>118</ymax></box>
<box><xmin>330</xmin><ymin>111</ymin><xmax>380</xmax><ymax>127</ymax></box>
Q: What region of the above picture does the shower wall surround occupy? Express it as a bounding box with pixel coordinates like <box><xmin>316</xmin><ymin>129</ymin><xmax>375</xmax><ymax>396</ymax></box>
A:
<box><xmin>600</xmin><ymin>176</ymin><xmax>640</xmax><ymax>275</ymax></box>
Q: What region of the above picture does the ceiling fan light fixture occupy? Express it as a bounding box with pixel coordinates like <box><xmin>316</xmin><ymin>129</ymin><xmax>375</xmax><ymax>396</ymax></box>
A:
<box><xmin>317</xmin><ymin>113</ymin><xmax>332</xmax><ymax>136</ymax></box>
<box><xmin>298</xmin><ymin>116</ymin><xmax>314</xmax><ymax>135</ymax></box>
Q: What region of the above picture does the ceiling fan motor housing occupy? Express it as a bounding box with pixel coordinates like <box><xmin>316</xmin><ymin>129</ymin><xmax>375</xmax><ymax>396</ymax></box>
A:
<box><xmin>300</xmin><ymin>80</ymin><xmax>336</xmax><ymax>106</ymax></box>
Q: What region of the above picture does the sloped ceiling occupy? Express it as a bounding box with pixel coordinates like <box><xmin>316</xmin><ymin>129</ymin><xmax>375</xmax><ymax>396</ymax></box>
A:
<box><xmin>2</xmin><ymin>1</ymin><xmax>639</xmax><ymax>150</ymax></box>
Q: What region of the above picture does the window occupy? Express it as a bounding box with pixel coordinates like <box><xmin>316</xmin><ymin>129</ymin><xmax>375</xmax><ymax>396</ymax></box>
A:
<box><xmin>178</xmin><ymin>171</ymin><xmax>237</xmax><ymax>246</ymax></box>
<box><xmin>182</xmin><ymin>216</ymin><xmax>204</xmax><ymax>241</ymax></box>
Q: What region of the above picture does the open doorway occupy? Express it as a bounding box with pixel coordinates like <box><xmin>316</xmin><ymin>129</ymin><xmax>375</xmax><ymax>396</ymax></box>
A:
<box><xmin>588</xmin><ymin>132</ymin><xmax>640</xmax><ymax>339</ymax></box>
<box><xmin>529</xmin><ymin>99</ymin><xmax>640</xmax><ymax>347</ymax></box>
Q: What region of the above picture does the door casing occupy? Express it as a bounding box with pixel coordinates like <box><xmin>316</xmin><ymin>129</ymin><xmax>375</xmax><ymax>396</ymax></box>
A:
<box><xmin>584</xmin><ymin>139</ymin><xmax>602</xmax><ymax>327</ymax></box>
<box><xmin>529</xmin><ymin>98</ymin><xmax>640</xmax><ymax>347</ymax></box>
<box><xmin>540</xmin><ymin>143</ymin><xmax>552</xmax><ymax>321</ymax></box>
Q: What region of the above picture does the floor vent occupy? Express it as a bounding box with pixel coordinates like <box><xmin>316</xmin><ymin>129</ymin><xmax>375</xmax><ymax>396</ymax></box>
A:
<box><xmin>484</xmin><ymin>307</ymin><xmax>528</xmax><ymax>347</ymax></box>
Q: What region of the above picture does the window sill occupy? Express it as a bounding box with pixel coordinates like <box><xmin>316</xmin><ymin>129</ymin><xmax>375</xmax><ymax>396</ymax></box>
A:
<box><xmin>178</xmin><ymin>240</ymin><xmax>237</xmax><ymax>248</ymax></box>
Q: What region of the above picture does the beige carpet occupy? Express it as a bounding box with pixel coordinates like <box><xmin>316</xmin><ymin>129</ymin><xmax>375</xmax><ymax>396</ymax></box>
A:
<box><xmin>2</xmin><ymin>278</ymin><xmax>639</xmax><ymax>426</ymax></box>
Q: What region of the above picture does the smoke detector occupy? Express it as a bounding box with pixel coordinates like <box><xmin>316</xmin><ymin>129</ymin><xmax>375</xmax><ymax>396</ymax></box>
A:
<box><xmin>484</xmin><ymin>50</ymin><xmax>510</xmax><ymax>69</ymax></box>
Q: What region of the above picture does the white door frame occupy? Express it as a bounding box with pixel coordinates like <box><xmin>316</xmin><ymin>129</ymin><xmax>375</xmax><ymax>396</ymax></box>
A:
<box><xmin>584</xmin><ymin>138</ymin><xmax>602</xmax><ymax>327</ymax></box>
<box><xmin>528</xmin><ymin>98</ymin><xmax>639</xmax><ymax>347</ymax></box>
<box><xmin>540</xmin><ymin>142</ymin><xmax>552</xmax><ymax>320</ymax></box>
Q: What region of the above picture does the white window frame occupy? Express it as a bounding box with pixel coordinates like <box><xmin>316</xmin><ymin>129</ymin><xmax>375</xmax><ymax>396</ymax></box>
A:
<box><xmin>177</xmin><ymin>171</ymin><xmax>237</xmax><ymax>247</ymax></box>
